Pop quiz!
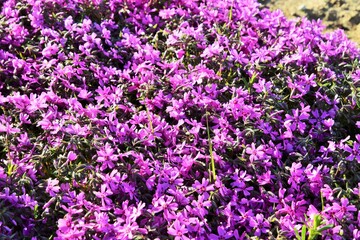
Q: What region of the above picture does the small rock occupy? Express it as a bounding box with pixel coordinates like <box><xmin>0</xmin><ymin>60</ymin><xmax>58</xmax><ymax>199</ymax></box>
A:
<box><xmin>350</xmin><ymin>14</ymin><xmax>360</xmax><ymax>25</ymax></box>
<box><xmin>327</xmin><ymin>10</ymin><xmax>338</xmax><ymax>21</ymax></box>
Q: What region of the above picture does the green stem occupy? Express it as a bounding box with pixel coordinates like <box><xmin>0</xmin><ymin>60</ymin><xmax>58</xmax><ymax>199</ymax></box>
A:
<box><xmin>206</xmin><ymin>111</ymin><xmax>216</xmax><ymax>182</ymax></box>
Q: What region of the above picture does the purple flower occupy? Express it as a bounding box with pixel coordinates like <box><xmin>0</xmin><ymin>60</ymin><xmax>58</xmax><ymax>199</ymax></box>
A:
<box><xmin>306</xmin><ymin>205</ymin><xmax>320</xmax><ymax>220</ymax></box>
<box><xmin>57</xmin><ymin>214</ymin><xmax>72</xmax><ymax>235</ymax></box>
<box><xmin>321</xmin><ymin>184</ymin><xmax>334</xmax><ymax>201</ymax></box>
<box><xmin>64</xmin><ymin>123</ymin><xmax>89</xmax><ymax>137</ymax></box>
<box><xmin>0</xmin><ymin>120</ymin><xmax>20</xmax><ymax>134</ymax></box>
<box><xmin>168</xmin><ymin>220</ymin><xmax>189</xmax><ymax>240</ymax></box>
<box><xmin>327</xmin><ymin>198</ymin><xmax>357</xmax><ymax>220</ymax></box>
<box><xmin>94</xmin><ymin>184</ymin><xmax>113</xmax><ymax>207</ymax></box>
<box><xmin>189</xmin><ymin>195</ymin><xmax>211</xmax><ymax>219</ymax></box>
<box><xmin>322</xmin><ymin>118</ymin><xmax>334</xmax><ymax>129</ymax></box>
<box><xmin>159</xmin><ymin>8</ymin><xmax>177</xmax><ymax>19</ymax></box>
<box><xmin>152</xmin><ymin>195</ymin><xmax>178</xmax><ymax>220</ymax></box>
<box><xmin>319</xmin><ymin>141</ymin><xmax>336</xmax><ymax>155</ymax></box>
<box><xmin>115</xmin><ymin>219</ymin><xmax>139</xmax><ymax>239</ymax></box>
<box><xmin>209</xmin><ymin>226</ymin><xmax>233</xmax><ymax>239</ymax></box>
<box><xmin>67</xmin><ymin>151</ymin><xmax>77</xmax><ymax>162</ymax></box>
<box><xmin>245</xmin><ymin>143</ymin><xmax>265</xmax><ymax>162</ymax></box>
<box><xmin>284</xmin><ymin>107</ymin><xmax>310</xmax><ymax>134</ymax></box>
<box><xmin>304</xmin><ymin>164</ymin><xmax>327</xmax><ymax>193</ymax></box>
<box><xmin>257</xmin><ymin>170</ymin><xmax>272</xmax><ymax>185</ymax></box>
<box><xmin>251</xmin><ymin>47</ymin><xmax>272</xmax><ymax>63</ymax></box>
<box><xmin>343</xmin><ymin>134</ymin><xmax>360</xmax><ymax>163</ymax></box>
<box><xmin>249</xmin><ymin>214</ymin><xmax>270</xmax><ymax>236</ymax></box>
<box><xmin>94</xmin><ymin>211</ymin><xmax>111</xmax><ymax>232</ymax></box>
<box><xmin>229</xmin><ymin>48</ymin><xmax>249</xmax><ymax>65</ymax></box>
<box><xmin>201</xmin><ymin>41</ymin><xmax>224</xmax><ymax>58</ymax></box>
<box><xmin>42</xmin><ymin>43</ymin><xmax>59</xmax><ymax>58</ymax></box>
<box><xmin>192</xmin><ymin>178</ymin><xmax>215</xmax><ymax>199</ymax></box>
<box><xmin>353</xmin><ymin>228</ymin><xmax>360</xmax><ymax>239</ymax></box>
<box><xmin>96</xmin><ymin>143</ymin><xmax>118</xmax><ymax>170</ymax></box>
<box><xmin>46</xmin><ymin>179</ymin><xmax>60</xmax><ymax>197</ymax></box>
<box><xmin>1</xmin><ymin>0</ymin><xmax>360</xmax><ymax>238</ymax></box>
<box><xmin>352</xmin><ymin>183</ymin><xmax>360</xmax><ymax>196</ymax></box>
<box><xmin>286</xmin><ymin>165</ymin><xmax>304</xmax><ymax>192</ymax></box>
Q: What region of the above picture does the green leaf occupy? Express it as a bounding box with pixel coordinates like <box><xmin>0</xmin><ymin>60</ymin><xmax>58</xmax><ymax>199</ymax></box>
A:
<box><xmin>206</xmin><ymin>111</ymin><xmax>216</xmax><ymax>182</ymax></box>
<box><xmin>34</xmin><ymin>204</ymin><xmax>39</xmax><ymax>219</ymax></box>
<box><xmin>313</xmin><ymin>214</ymin><xmax>322</xmax><ymax>228</ymax></box>
<box><xmin>294</xmin><ymin>228</ymin><xmax>301</xmax><ymax>240</ymax></box>
<box><xmin>228</xmin><ymin>4</ymin><xmax>233</xmax><ymax>22</ymax></box>
<box><xmin>317</xmin><ymin>224</ymin><xmax>334</xmax><ymax>232</ymax></box>
<box><xmin>301</xmin><ymin>225</ymin><xmax>307</xmax><ymax>240</ymax></box>
<box><xmin>248</xmin><ymin>73</ymin><xmax>258</xmax><ymax>92</ymax></box>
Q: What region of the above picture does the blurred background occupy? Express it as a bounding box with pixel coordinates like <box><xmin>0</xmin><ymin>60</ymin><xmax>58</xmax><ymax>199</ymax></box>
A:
<box><xmin>259</xmin><ymin>0</ymin><xmax>360</xmax><ymax>45</ymax></box>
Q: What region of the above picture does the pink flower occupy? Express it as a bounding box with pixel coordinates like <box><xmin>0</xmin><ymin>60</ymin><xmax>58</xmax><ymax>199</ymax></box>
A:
<box><xmin>192</xmin><ymin>178</ymin><xmax>215</xmax><ymax>199</ymax></box>
<box><xmin>322</xmin><ymin>118</ymin><xmax>334</xmax><ymax>129</ymax></box>
<box><xmin>284</xmin><ymin>108</ymin><xmax>309</xmax><ymax>134</ymax></box>
<box><xmin>257</xmin><ymin>170</ymin><xmax>272</xmax><ymax>185</ymax></box>
<box><xmin>64</xmin><ymin>16</ymin><xmax>74</xmax><ymax>31</ymax></box>
<box><xmin>159</xmin><ymin>8</ymin><xmax>176</xmax><ymax>19</ymax></box>
<box><xmin>96</xmin><ymin>143</ymin><xmax>118</xmax><ymax>171</ymax></box>
<box><xmin>246</xmin><ymin>143</ymin><xmax>265</xmax><ymax>162</ymax></box>
<box><xmin>42</xmin><ymin>43</ymin><xmax>59</xmax><ymax>58</ymax></box>
<box><xmin>209</xmin><ymin>226</ymin><xmax>233</xmax><ymax>239</ymax></box>
<box><xmin>152</xmin><ymin>196</ymin><xmax>178</xmax><ymax>220</ymax></box>
<box><xmin>94</xmin><ymin>184</ymin><xmax>113</xmax><ymax>207</ymax></box>
<box><xmin>200</xmin><ymin>41</ymin><xmax>223</xmax><ymax>58</ymax></box>
<box><xmin>168</xmin><ymin>220</ymin><xmax>189</xmax><ymax>240</ymax></box>
<box><xmin>249</xmin><ymin>214</ymin><xmax>270</xmax><ymax>236</ymax></box>
<box><xmin>46</xmin><ymin>178</ymin><xmax>60</xmax><ymax>197</ymax></box>
<box><xmin>67</xmin><ymin>151</ymin><xmax>77</xmax><ymax>162</ymax></box>
<box><xmin>57</xmin><ymin>214</ymin><xmax>72</xmax><ymax>233</ymax></box>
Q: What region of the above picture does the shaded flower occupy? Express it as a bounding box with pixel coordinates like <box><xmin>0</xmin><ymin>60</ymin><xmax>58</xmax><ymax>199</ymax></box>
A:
<box><xmin>249</xmin><ymin>214</ymin><xmax>270</xmax><ymax>236</ymax></box>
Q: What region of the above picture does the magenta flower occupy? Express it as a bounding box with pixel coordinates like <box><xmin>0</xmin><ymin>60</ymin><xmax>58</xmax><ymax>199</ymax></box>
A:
<box><xmin>168</xmin><ymin>220</ymin><xmax>189</xmax><ymax>240</ymax></box>
<box><xmin>192</xmin><ymin>178</ymin><xmax>215</xmax><ymax>199</ymax></box>
<box><xmin>343</xmin><ymin>135</ymin><xmax>360</xmax><ymax>163</ymax></box>
<box><xmin>67</xmin><ymin>151</ymin><xmax>77</xmax><ymax>162</ymax></box>
<box><xmin>64</xmin><ymin>123</ymin><xmax>89</xmax><ymax>137</ymax></box>
<box><xmin>152</xmin><ymin>195</ymin><xmax>178</xmax><ymax>220</ymax></box>
<box><xmin>94</xmin><ymin>184</ymin><xmax>113</xmax><ymax>207</ymax></box>
<box><xmin>94</xmin><ymin>211</ymin><xmax>111</xmax><ymax>232</ymax></box>
<box><xmin>0</xmin><ymin>120</ymin><xmax>20</xmax><ymax>134</ymax></box>
<box><xmin>352</xmin><ymin>183</ymin><xmax>360</xmax><ymax>196</ymax></box>
<box><xmin>96</xmin><ymin>143</ymin><xmax>118</xmax><ymax>170</ymax></box>
<box><xmin>249</xmin><ymin>214</ymin><xmax>270</xmax><ymax>236</ymax></box>
<box><xmin>329</xmin><ymin>198</ymin><xmax>357</xmax><ymax>219</ymax></box>
<box><xmin>321</xmin><ymin>184</ymin><xmax>334</xmax><ymax>201</ymax></box>
<box><xmin>189</xmin><ymin>195</ymin><xmax>211</xmax><ymax>219</ymax></box>
<box><xmin>209</xmin><ymin>226</ymin><xmax>233</xmax><ymax>240</ymax></box>
<box><xmin>1</xmin><ymin>0</ymin><xmax>360</xmax><ymax>238</ymax></box>
<box><xmin>200</xmin><ymin>41</ymin><xmax>224</xmax><ymax>58</ymax></box>
<box><xmin>46</xmin><ymin>179</ymin><xmax>60</xmax><ymax>197</ymax></box>
<box><xmin>115</xmin><ymin>220</ymin><xmax>139</xmax><ymax>240</ymax></box>
<box><xmin>246</xmin><ymin>143</ymin><xmax>265</xmax><ymax>162</ymax></box>
<box><xmin>57</xmin><ymin>214</ymin><xmax>73</xmax><ymax>234</ymax></box>
<box><xmin>322</xmin><ymin>118</ymin><xmax>335</xmax><ymax>129</ymax></box>
<box><xmin>288</xmin><ymin>162</ymin><xmax>305</xmax><ymax>191</ymax></box>
<box><xmin>257</xmin><ymin>170</ymin><xmax>272</xmax><ymax>185</ymax></box>
<box><xmin>42</xmin><ymin>43</ymin><xmax>59</xmax><ymax>58</ymax></box>
<box><xmin>284</xmin><ymin>107</ymin><xmax>309</xmax><ymax>134</ymax></box>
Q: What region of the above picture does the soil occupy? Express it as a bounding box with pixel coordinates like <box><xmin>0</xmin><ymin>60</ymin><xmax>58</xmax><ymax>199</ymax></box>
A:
<box><xmin>259</xmin><ymin>0</ymin><xmax>360</xmax><ymax>46</ymax></box>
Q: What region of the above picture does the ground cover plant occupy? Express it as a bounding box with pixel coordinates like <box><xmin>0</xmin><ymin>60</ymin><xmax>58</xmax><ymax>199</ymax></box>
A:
<box><xmin>0</xmin><ymin>0</ymin><xmax>360</xmax><ymax>239</ymax></box>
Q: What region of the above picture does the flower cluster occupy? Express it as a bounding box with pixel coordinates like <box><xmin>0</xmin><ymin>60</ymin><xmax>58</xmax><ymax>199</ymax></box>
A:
<box><xmin>0</xmin><ymin>0</ymin><xmax>360</xmax><ymax>239</ymax></box>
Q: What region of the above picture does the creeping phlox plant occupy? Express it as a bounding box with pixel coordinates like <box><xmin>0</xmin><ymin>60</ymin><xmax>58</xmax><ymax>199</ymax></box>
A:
<box><xmin>0</xmin><ymin>0</ymin><xmax>360</xmax><ymax>239</ymax></box>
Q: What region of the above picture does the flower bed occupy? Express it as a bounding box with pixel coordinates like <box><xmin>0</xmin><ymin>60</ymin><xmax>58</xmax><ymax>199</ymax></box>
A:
<box><xmin>0</xmin><ymin>0</ymin><xmax>359</xmax><ymax>239</ymax></box>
